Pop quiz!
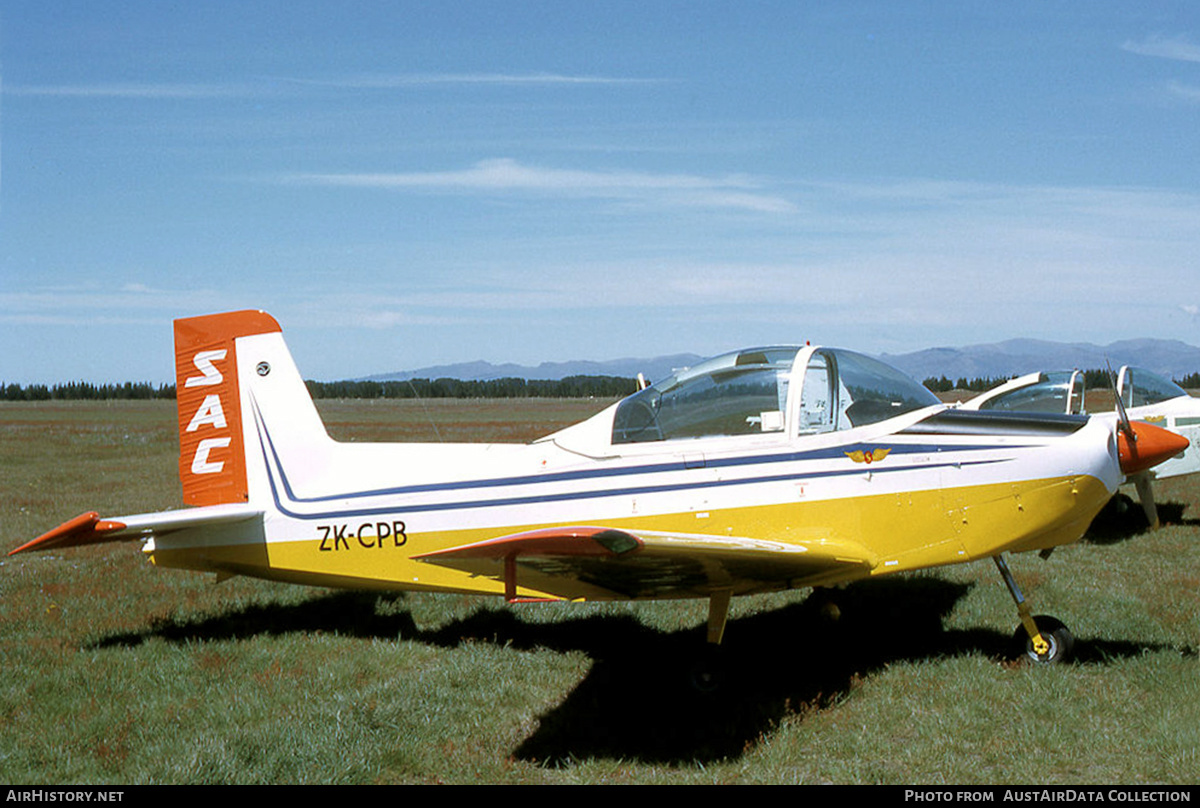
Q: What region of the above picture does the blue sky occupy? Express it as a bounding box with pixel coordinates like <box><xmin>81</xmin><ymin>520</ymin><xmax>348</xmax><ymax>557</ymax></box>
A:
<box><xmin>2</xmin><ymin>2</ymin><xmax>1199</xmax><ymax>383</ymax></box>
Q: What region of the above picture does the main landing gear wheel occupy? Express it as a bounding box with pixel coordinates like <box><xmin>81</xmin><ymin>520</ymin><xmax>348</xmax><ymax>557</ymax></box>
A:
<box><xmin>1012</xmin><ymin>615</ymin><xmax>1075</xmax><ymax>665</ymax></box>
<box><xmin>687</xmin><ymin>589</ymin><xmax>733</xmax><ymax>693</ymax></box>
<box><xmin>688</xmin><ymin>645</ymin><xmax>727</xmax><ymax>694</ymax></box>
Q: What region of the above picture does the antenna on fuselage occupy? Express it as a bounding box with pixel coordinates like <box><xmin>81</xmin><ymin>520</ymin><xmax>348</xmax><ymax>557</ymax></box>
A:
<box><xmin>406</xmin><ymin>379</ymin><xmax>444</xmax><ymax>443</ymax></box>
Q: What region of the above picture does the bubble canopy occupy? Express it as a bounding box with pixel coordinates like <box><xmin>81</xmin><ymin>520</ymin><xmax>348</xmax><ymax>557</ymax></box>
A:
<box><xmin>975</xmin><ymin>371</ymin><xmax>1082</xmax><ymax>415</ymax></box>
<box><xmin>1120</xmin><ymin>367</ymin><xmax>1189</xmax><ymax>408</ymax></box>
<box><xmin>611</xmin><ymin>346</ymin><xmax>940</xmax><ymax>445</ymax></box>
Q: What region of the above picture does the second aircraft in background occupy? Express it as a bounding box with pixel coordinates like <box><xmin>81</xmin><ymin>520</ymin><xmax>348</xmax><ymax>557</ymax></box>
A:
<box><xmin>963</xmin><ymin>367</ymin><xmax>1199</xmax><ymax>528</ymax></box>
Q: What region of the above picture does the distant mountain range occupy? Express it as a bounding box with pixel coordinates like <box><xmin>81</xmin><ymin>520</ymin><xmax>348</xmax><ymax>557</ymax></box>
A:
<box><xmin>366</xmin><ymin>338</ymin><xmax>1200</xmax><ymax>385</ymax></box>
<box><xmin>364</xmin><ymin>354</ymin><xmax>704</xmax><ymax>386</ymax></box>
<box><xmin>880</xmin><ymin>338</ymin><xmax>1200</xmax><ymax>382</ymax></box>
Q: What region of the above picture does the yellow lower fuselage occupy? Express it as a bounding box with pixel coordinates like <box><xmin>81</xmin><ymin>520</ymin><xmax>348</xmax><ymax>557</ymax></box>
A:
<box><xmin>147</xmin><ymin>413</ymin><xmax>1119</xmax><ymax>601</ymax></box>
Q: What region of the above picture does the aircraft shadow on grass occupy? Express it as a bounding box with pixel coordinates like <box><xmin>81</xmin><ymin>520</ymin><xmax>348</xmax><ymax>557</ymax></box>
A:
<box><xmin>87</xmin><ymin>573</ymin><xmax>1187</xmax><ymax>765</ymax></box>
<box><xmin>1083</xmin><ymin>495</ymin><xmax>1198</xmax><ymax>545</ymax></box>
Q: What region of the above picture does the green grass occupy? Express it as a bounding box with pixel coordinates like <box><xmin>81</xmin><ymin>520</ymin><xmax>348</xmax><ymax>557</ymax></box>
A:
<box><xmin>1</xmin><ymin>400</ymin><xmax>1198</xmax><ymax>784</ymax></box>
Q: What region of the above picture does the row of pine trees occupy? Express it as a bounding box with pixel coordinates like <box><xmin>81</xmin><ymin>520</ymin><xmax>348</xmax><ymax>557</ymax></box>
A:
<box><xmin>0</xmin><ymin>375</ymin><xmax>639</xmax><ymax>401</ymax></box>
<box><xmin>4</xmin><ymin>369</ymin><xmax>1197</xmax><ymax>402</ymax></box>
<box><xmin>923</xmin><ymin>369</ymin><xmax>1200</xmax><ymax>393</ymax></box>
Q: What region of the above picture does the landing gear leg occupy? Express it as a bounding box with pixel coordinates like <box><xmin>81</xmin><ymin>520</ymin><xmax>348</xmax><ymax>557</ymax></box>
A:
<box><xmin>706</xmin><ymin>588</ymin><xmax>732</xmax><ymax>646</ymax></box>
<box><xmin>1132</xmin><ymin>472</ymin><xmax>1160</xmax><ymax>530</ymax></box>
<box><xmin>992</xmin><ymin>554</ymin><xmax>1074</xmax><ymax>664</ymax></box>
<box><xmin>690</xmin><ymin>589</ymin><xmax>732</xmax><ymax>693</ymax></box>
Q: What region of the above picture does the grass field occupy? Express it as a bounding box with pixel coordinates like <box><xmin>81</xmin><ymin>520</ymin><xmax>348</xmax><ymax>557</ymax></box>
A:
<box><xmin>1</xmin><ymin>399</ymin><xmax>1198</xmax><ymax>785</ymax></box>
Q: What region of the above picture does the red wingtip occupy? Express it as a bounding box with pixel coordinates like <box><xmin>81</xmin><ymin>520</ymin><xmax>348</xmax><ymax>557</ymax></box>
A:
<box><xmin>9</xmin><ymin>512</ymin><xmax>127</xmax><ymax>556</ymax></box>
<box><xmin>1118</xmin><ymin>421</ymin><xmax>1190</xmax><ymax>476</ymax></box>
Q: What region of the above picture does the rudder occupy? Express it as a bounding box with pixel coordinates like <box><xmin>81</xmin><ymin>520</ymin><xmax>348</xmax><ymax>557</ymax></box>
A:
<box><xmin>174</xmin><ymin>310</ymin><xmax>281</xmax><ymax>506</ymax></box>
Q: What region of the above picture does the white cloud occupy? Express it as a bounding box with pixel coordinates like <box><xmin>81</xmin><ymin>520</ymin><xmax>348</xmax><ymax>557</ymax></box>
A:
<box><xmin>8</xmin><ymin>178</ymin><xmax>1200</xmax><ymax>365</ymax></box>
<box><xmin>275</xmin><ymin>72</ymin><xmax>664</xmax><ymax>89</ymax></box>
<box><xmin>0</xmin><ymin>286</ymin><xmax>222</xmax><ymax>324</ymax></box>
<box><xmin>5</xmin><ymin>82</ymin><xmax>247</xmax><ymax>99</ymax></box>
<box><xmin>1121</xmin><ymin>34</ymin><xmax>1200</xmax><ymax>63</ymax></box>
<box><xmin>1166</xmin><ymin>80</ymin><xmax>1200</xmax><ymax>103</ymax></box>
<box><xmin>282</xmin><ymin>159</ymin><xmax>797</xmax><ymax>213</ymax></box>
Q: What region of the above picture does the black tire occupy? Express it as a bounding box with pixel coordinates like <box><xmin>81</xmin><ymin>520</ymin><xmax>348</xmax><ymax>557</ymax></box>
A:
<box><xmin>688</xmin><ymin>645</ymin><xmax>727</xmax><ymax>694</ymax></box>
<box><xmin>1011</xmin><ymin>615</ymin><xmax>1075</xmax><ymax>664</ymax></box>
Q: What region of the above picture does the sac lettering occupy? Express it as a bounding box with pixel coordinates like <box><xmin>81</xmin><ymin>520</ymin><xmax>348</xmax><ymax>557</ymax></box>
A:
<box><xmin>184</xmin><ymin>351</ymin><xmax>231</xmax><ymax>476</ymax></box>
<box><xmin>191</xmin><ymin>437</ymin><xmax>232</xmax><ymax>474</ymax></box>
<box><xmin>186</xmin><ymin>394</ymin><xmax>227</xmax><ymax>433</ymax></box>
<box><xmin>185</xmin><ymin>350</ymin><xmax>227</xmax><ymax>387</ymax></box>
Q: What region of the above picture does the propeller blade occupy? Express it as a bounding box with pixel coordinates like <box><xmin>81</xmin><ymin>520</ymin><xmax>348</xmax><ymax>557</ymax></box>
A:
<box><xmin>1107</xmin><ymin>359</ymin><xmax>1138</xmax><ymax>446</ymax></box>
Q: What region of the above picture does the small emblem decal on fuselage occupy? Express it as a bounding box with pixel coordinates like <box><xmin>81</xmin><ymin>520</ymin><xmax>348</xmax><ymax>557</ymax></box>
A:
<box><xmin>845</xmin><ymin>447</ymin><xmax>892</xmax><ymax>464</ymax></box>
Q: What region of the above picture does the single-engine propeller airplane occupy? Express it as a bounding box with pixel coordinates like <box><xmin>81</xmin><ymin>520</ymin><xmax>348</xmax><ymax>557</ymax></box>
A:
<box><xmin>962</xmin><ymin>368</ymin><xmax>1200</xmax><ymax>529</ymax></box>
<box><xmin>11</xmin><ymin>311</ymin><xmax>1189</xmax><ymax>671</ymax></box>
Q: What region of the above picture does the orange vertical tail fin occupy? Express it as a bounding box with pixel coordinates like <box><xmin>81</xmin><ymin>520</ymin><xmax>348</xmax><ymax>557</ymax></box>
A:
<box><xmin>174</xmin><ymin>310</ymin><xmax>281</xmax><ymax>506</ymax></box>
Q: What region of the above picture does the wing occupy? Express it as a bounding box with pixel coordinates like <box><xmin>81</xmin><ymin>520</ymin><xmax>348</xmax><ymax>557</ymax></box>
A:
<box><xmin>412</xmin><ymin>526</ymin><xmax>877</xmax><ymax>601</ymax></box>
<box><xmin>9</xmin><ymin>504</ymin><xmax>262</xmax><ymax>556</ymax></box>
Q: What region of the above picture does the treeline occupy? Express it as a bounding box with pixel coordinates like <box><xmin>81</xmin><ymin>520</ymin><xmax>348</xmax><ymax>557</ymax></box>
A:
<box><xmin>1</xmin><ymin>381</ymin><xmax>177</xmax><ymax>401</ymax></box>
<box><xmin>923</xmin><ymin>375</ymin><xmax>1009</xmax><ymax>393</ymax></box>
<box><xmin>305</xmin><ymin>375</ymin><xmax>639</xmax><ymax>400</ymax></box>
<box><xmin>924</xmin><ymin>368</ymin><xmax>1200</xmax><ymax>394</ymax></box>
<box><xmin>5</xmin><ymin>368</ymin><xmax>1196</xmax><ymax>402</ymax></box>
<box><xmin>0</xmin><ymin>375</ymin><xmax>638</xmax><ymax>401</ymax></box>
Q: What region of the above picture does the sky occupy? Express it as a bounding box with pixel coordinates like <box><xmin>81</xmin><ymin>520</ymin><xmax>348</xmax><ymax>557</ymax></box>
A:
<box><xmin>2</xmin><ymin>2</ymin><xmax>1200</xmax><ymax>384</ymax></box>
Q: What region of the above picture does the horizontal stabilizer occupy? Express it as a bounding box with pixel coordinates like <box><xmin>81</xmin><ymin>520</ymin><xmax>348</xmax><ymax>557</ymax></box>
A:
<box><xmin>9</xmin><ymin>512</ymin><xmax>128</xmax><ymax>556</ymax></box>
<box><xmin>415</xmin><ymin>525</ymin><xmax>876</xmax><ymax>600</ymax></box>
<box><xmin>10</xmin><ymin>504</ymin><xmax>262</xmax><ymax>556</ymax></box>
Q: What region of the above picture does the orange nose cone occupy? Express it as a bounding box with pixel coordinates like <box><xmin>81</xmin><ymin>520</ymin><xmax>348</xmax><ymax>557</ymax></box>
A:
<box><xmin>1118</xmin><ymin>421</ymin><xmax>1190</xmax><ymax>475</ymax></box>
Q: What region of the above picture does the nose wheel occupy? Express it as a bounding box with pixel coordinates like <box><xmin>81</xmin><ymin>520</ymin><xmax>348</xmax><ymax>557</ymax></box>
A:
<box><xmin>1010</xmin><ymin>614</ymin><xmax>1075</xmax><ymax>664</ymax></box>
<box><xmin>993</xmin><ymin>554</ymin><xmax>1074</xmax><ymax>665</ymax></box>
